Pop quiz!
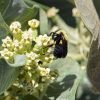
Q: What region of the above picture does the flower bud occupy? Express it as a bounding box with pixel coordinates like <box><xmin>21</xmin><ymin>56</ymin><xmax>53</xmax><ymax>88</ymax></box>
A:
<box><xmin>28</xmin><ymin>19</ymin><xmax>39</xmax><ymax>29</ymax></box>
<box><xmin>47</xmin><ymin>7</ymin><xmax>59</xmax><ymax>18</ymax></box>
<box><xmin>28</xmin><ymin>28</ymin><xmax>38</xmax><ymax>41</ymax></box>
<box><xmin>2</xmin><ymin>36</ymin><xmax>13</xmax><ymax>50</ymax></box>
<box><xmin>38</xmin><ymin>66</ymin><xmax>50</xmax><ymax>77</ymax></box>
<box><xmin>0</xmin><ymin>48</ymin><xmax>14</xmax><ymax>62</ymax></box>
<box><xmin>10</xmin><ymin>21</ymin><xmax>22</xmax><ymax>40</ymax></box>
<box><xmin>72</xmin><ymin>8</ymin><xmax>80</xmax><ymax>17</ymax></box>
<box><xmin>10</xmin><ymin>21</ymin><xmax>21</xmax><ymax>33</ymax></box>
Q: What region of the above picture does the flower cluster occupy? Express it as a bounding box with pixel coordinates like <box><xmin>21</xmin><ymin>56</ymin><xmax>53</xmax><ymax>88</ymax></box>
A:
<box><xmin>0</xmin><ymin>19</ymin><xmax>58</xmax><ymax>95</ymax></box>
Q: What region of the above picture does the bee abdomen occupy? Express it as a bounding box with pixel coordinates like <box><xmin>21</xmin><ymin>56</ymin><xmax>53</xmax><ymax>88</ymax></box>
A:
<box><xmin>53</xmin><ymin>44</ymin><xmax>67</xmax><ymax>58</ymax></box>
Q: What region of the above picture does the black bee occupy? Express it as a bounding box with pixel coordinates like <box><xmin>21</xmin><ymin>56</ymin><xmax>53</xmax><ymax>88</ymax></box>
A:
<box><xmin>49</xmin><ymin>30</ymin><xmax>68</xmax><ymax>58</ymax></box>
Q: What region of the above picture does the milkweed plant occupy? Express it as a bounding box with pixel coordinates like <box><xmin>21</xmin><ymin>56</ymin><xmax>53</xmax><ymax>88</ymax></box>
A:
<box><xmin>0</xmin><ymin>19</ymin><xmax>60</xmax><ymax>97</ymax></box>
<box><xmin>0</xmin><ymin>0</ymin><xmax>92</xmax><ymax>100</ymax></box>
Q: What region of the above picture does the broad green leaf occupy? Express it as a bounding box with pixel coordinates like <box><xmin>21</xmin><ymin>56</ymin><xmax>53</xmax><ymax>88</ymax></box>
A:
<box><xmin>0</xmin><ymin>0</ymin><xmax>11</xmax><ymax>14</ymax></box>
<box><xmin>87</xmin><ymin>39</ymin><xmax>100</xmax><ymax>91</ymax></box>
<box><xmin>0</xmin><ymin>59</ymin><xmax>19</xmax><ymax>94</ymax></box>
<box><xmin>40</xmin><ymin>9</ymin><xmax>48</xmax><ymax>35</ymax></box>
<box><xmin>3</xmin><ymin>0</ymin><xmax>39</xmax><ymax>28</ymax></box>
<box><xmin>0</xmin><ymin>13</ymin><xmax>10</xmax><ymax>49</ymax></box>
<box><xmin>74</xmin><ymin>0</ymin><xmax>100</xmax><ymax>92</ymax></box>
<box><xmin>7</xmin><ymin>55</ymin><xmax>26</xmax><ymax>67</ymax></box>
<box><xmin>0</xmin><ymin>12</ymin><xmax>20</xmax><ymax>94</ymax></box>
<box><xmin>74</xmin><ymin>0</ymin><xmax>100</xmax><ymax>42</ymax></box>
<box><xmin>43</xmin><ymin>57</ymin><xmax>83</xmax><ymax>100</ymax></box>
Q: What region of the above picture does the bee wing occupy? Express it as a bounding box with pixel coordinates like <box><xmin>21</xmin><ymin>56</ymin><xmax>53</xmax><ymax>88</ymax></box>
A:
<box><xmin>75</xmin><ymin>0</ymin><xmax>100</xmax><ymax>41</ymax></box>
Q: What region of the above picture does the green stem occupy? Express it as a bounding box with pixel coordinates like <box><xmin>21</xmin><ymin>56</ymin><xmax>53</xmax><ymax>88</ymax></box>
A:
<box><xmin>39</xmin><ymin>83</ymin><xmax>49</xmax><ymax>100</ymax></box>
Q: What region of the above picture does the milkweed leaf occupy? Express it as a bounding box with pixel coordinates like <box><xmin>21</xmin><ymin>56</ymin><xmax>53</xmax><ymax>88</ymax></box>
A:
<box><xmin>39</xmin><ymin>9</ymin><xmax>48</xmax><ymax>35</ymax></box>
<box><xmin>43</xmin><ymin>58</ymin><xmax>84</xmax><ymax>100</ymax></box>
<box><xmin>74</xmin><ymin>0</ymin><xmax>100</xmax><ymax>41</ymax></box>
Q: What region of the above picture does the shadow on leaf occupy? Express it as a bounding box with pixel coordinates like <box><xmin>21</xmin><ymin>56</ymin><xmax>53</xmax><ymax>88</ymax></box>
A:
<box><xmin>43</xmin><ymin>74</ymin><xmax>76</xmax><ymax>100</ymax></box>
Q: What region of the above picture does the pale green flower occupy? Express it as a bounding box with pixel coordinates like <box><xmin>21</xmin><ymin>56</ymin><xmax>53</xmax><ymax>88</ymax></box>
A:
<box><xmin>26</xmin><ymin>52</ymin><xmax>38</xmax><ymax>60</ymax></box>
<box><xmin>28</xmin><ymin>19</ymin><xmax>39</xmax><ymax>29</ymax></box>
<box><xmin>26</xmin><ymin>52</ymin><xmax>39</xmax><ymax>66</ymax></box>
<box><xmin>35</xmin><ymin>35</ymin><xmax>43</xmax><ymax>46</ymax></box>
<box><xmin>38</xmin><ymin>66</ymin><xmax>50</xmax><ymax>77</ymax></box>
<box><xmin>35</xmin><ymin>34</ymin><xmax>54</xmax><ymax>47</ymax></box>
<box><xmin>47</xmin><ymin>7</ymin><xmax>59</xmax><ymax>18</ymax></box>
<box><xmin>13</xmin><ymin>40</ymin><xmax>23</xmax><ymax>53</ymax></box>
<box><xmin>72</xmin><ymin>8</ymin><xmax>80</xmax><ymax>17</ymax></box>
<box><xmin>10</xmin><ymin>21</ymin><xmax>22</xmax><ymax>40</ymax></box>
<box><xmin>22</xmin><ymin>31</ymin><xmax>33</xmax><ymax>42</ymax></box>
<box><xmin>10</xmin><ymin>21</ymin><xmax>21</xmax><ymax>34</ymax></box>
<box><xmin>0</xmin><ymin>48</ymin><xmax>14</xmax><ymax>62</ymax></box>
<box><xmin>2</xmin><ymin>36</ymin><xmax>13</xmax><ymax>51</ymax></box>
<box><xmin>28</xmin><ymin>28</ymin><xmax>38</xmax><ymax>41</ymax></box>
<box><xmin>0</xmin><ymin>19</ymin><xmax>59</xmax><ymax>95</ymax></box>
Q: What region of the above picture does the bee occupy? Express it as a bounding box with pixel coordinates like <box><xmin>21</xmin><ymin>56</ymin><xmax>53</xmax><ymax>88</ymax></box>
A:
<box><xmin>49</xmin><ymin>30</ymin><xmax>68</xmax><ymax>58</ymax></box>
